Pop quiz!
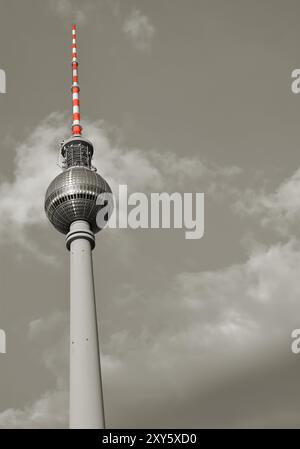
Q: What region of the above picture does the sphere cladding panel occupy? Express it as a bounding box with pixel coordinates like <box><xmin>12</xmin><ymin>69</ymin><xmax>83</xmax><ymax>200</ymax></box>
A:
<box><xmin>45</xmin><ymin>167</ymin><xmax>112</xmax><ymax>234</ymax></box>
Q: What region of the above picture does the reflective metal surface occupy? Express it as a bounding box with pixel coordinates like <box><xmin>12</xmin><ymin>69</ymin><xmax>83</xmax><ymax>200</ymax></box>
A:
<box><xmin>61</xmin><ymin>137</ymin><xmax>94</xmax><ymax>169</ymax></box>
<box><xmin>45</xmin><ymin>167</ymin><xmax>112</xmax><ymax>234</ymax></box>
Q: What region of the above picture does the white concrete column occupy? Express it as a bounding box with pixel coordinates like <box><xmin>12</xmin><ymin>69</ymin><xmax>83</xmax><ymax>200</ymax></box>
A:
<box><xmin>66</xmin><ymin>220</ymin><xmax>105</xmax><ymax>429</ymax></box>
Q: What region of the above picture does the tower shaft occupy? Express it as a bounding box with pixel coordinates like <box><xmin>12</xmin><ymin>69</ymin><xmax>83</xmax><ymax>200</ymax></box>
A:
<box><xmin>68</xmin><ymin>220</ymin><xmax>105</xmax><ymax>429</ymax></box>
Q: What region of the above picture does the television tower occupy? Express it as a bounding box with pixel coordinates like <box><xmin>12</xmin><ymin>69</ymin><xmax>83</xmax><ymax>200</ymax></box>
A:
<box><xmin>44</xmin><ymin>24</ymin><xmax>112</xmax><ymax>429</ymax></box>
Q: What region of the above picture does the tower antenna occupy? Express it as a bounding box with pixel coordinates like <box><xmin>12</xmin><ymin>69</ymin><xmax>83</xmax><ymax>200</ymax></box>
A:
<box><xmin>71</xmin><ymin>24</ymin><xmax>82</xmax><ymax>136</ymax></box>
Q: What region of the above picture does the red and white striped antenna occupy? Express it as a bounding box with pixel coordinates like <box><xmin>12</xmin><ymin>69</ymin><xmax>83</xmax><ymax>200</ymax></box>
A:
<box><xmin>71</xmin><ymin>24</ymin><xmax>82</xmax><ymax>136</ymax></box>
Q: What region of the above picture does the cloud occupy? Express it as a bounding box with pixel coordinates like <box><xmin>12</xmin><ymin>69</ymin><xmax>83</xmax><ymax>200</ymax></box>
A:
<box><xmin>105</xmin><ymin>239</ymin><xmax>300</xmax><ymax>362</ymax></box>
<box><xmin>0</xmin><ymin>311</ymin><xmax>68</xmax><ymax>429</ymax></box>
<box><xmin>83</xmin><ymin>120</ymin><xmax>241</xmax><ymax>195</ymax></box>
<box><xmin>0</xmin><ymin>390</ymin><xmax>68</xmax><ymax>429</ymax></box>
<box><xmin>49</xmin><ymin>0</ymin><xmax>87</xmax><ymax>25</ymax></box>
<box><xmin>123</xmin><ymin>9</ymin><xmax>155</xmax><ymax>51</ymax></box>
<box><xmin>234</xmin><ymin>166</ymin><xmax>300</xmax><ymax>236</ymax></box>
<box><xmin>0</xmin><ymin>311</ymin><xmax>124</xmax><ymax>428</ymax></box>
<box><xmin>0</xmin><ymin>114</ymin><xmax>239</xmax><ymax>262</ymax></box>
<box><xmin>0</xmin><ymin>113</ymin><xmax>66</xmax><ymax>263</ymax></box>
<box><xmin>29</xmin><ymin>311</ymin><xmax>67</xmax><ymax>341</ymax></box>
<box><xmin>99</xmin><ymin>238</ymin><xmax>300</xmax><ymax>427</ymax></box>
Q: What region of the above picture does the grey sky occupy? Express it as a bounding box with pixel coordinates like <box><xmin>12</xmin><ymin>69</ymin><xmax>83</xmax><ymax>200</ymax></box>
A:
<box><xmin>1</xmin><ymin>0</ymin><xmax>300</xmax><ymax>428</ymax></box>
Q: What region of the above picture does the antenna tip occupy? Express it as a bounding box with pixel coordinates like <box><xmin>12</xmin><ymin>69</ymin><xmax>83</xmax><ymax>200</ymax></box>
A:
<box><xmin>72</xmin><ymin>24</ymin><xmax>76</xmax><ymax>30</ymax></box>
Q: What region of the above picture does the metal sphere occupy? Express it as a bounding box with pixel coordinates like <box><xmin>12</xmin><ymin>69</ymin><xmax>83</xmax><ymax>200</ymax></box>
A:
<box><xmin>45</xmin><ymin>167</ymin><xmax>112</xmax><ymax>234</ymax></box>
